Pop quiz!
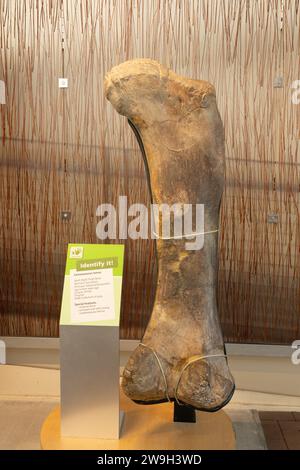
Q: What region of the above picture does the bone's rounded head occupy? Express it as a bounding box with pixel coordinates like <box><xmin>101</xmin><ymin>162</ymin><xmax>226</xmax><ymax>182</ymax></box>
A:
<box><xmin>104</xmin><ymin>58</ymin><xmax>216</xmax><ymax>120</ymax></box>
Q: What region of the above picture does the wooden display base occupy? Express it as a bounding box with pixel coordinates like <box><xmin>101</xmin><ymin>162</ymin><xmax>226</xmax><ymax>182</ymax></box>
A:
<box><xmin>40</xmin><ymin>391</ymin><xmax>235</xmax><ymax>450</ymax></box>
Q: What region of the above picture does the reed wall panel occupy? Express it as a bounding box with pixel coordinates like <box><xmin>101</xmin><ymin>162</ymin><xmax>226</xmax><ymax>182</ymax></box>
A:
<box><xmin>0</xmin><ymin>0</ymin><xmax>299</xmax><ymax>343</ymax></box>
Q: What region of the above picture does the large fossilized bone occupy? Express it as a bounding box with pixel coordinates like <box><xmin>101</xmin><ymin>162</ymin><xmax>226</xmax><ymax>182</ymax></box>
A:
<box><xmin>105</xmin><ymin>59</ymin><xmax>235</xmax><ymax>411</ymax></box>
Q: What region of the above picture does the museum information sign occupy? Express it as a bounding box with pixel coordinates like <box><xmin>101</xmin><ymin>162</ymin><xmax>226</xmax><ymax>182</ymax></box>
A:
<box><xmin>59</xmin><ymin>243</ymin><xmax>125</xmax><ymax>439</ymax></box>
<box><xmin>60</xmin><ymin>243</ymin><xmax>124</xmax><ymax>327</ymax></box>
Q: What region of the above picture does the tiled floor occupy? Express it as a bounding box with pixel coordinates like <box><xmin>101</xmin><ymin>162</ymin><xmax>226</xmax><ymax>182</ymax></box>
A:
<box><xmin>0</xmin><ymin>399</ymin><xmax>266</xmax><ymax>450</ymax></box>
<box><xmin>0</xmin><ymin>400</ymin><xmax>58</xmax><ymax>450</ymax></box>
<box><xmin>226</xmin><ymin>409</ymin><xmax>266</xmax><ymax>450</ymax></box>
<box><xmin>259</xmin><ymin>411</ymin><xmax>300</xmax><ymax>450</ymax></box>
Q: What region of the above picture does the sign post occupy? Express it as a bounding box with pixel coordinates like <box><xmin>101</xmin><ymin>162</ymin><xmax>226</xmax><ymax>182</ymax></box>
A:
<box><xmin>59</xmin><ymin>243</ymin><xmax>124</xmax><ymax>439</ymax></box>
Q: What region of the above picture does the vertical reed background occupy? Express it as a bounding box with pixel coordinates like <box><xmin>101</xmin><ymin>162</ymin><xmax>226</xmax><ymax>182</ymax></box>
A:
<box><xmin>0</xmin><ymin>0</ymin><xmax>299</xmax><ymax>343</ymax></box>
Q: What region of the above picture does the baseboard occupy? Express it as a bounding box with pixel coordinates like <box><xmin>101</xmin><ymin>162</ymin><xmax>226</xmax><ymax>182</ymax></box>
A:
<box><xmin>0</xmin><ymin>337</ymin><xmax>298</xmax><ymax>397</ymax></box>
<box><xmin>0</xmin><ymin>336</ymin><xmax>293</xmax><ymax>357</ymax></box>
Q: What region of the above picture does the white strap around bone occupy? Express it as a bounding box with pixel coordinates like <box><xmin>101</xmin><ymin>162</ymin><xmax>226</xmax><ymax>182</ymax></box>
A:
<box><xmin>174</xmin><ymin>353</ymin><xmax>227</xmax><ymax>406</ymax></box>
<box><xmin>152</xmin><ymin>229</ymin><xmax>219</xmax><ymax>240</ymax></box>
<box><xmin>140</xmin><ymin>343</ymin><xmax>171</xmax><ymax>402</ymax></box>
<box><xmin>139</xmin><ymin>343</ymin><xmax>227</xmax><ymax>406</ymax></box>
